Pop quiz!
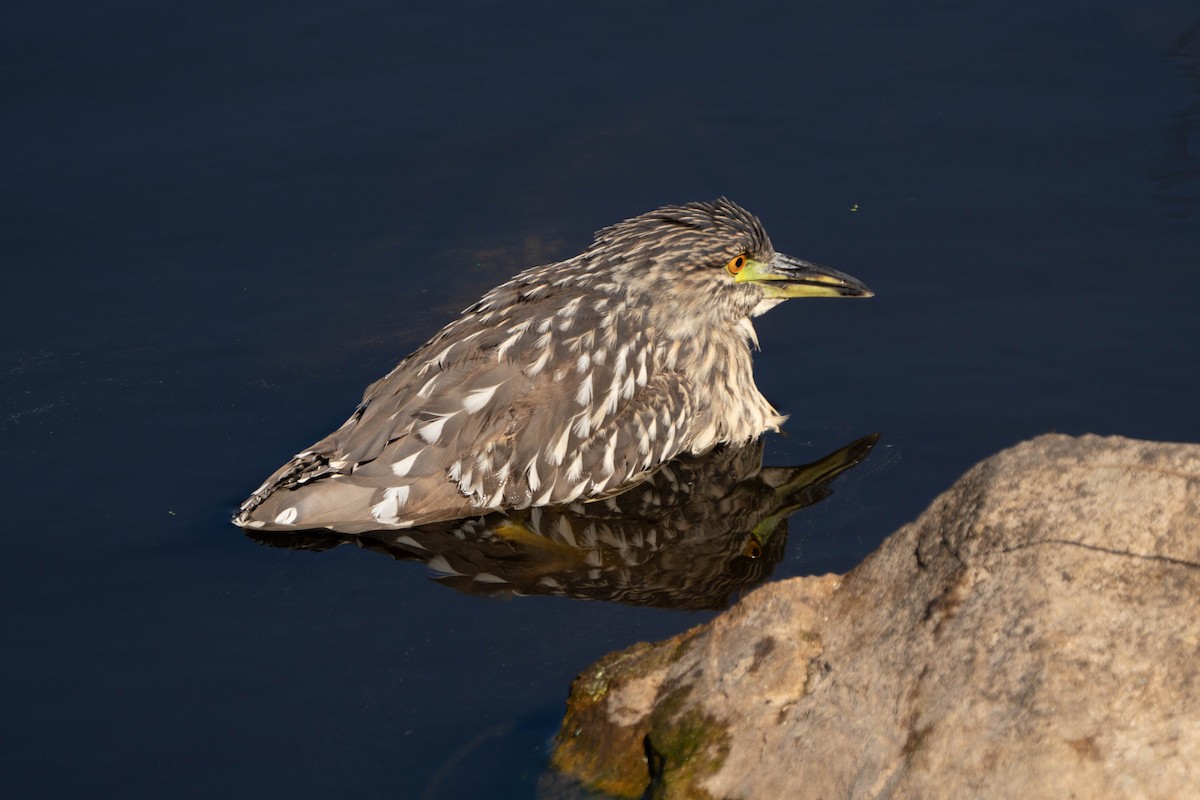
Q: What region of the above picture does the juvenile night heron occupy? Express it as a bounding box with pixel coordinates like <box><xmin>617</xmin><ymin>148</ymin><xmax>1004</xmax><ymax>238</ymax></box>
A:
<box><xmin>235</xmin><ymin>199</ymin><xmax>871</xmax><ymax>534</ymax></box>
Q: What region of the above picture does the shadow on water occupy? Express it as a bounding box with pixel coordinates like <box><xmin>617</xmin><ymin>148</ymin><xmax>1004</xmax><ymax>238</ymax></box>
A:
<box><xmin>1147</xmin><ymin>19</ymin><xmax>1200</xmax><ymax>218</ymax></box>
<box><xmin>248</xmin><ymin>434</ymin><xmax>878</xmax><ymax>611</ymax></box>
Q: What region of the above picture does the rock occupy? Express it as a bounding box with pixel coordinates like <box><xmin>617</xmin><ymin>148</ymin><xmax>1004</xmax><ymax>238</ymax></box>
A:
<box><xmin>550</xmin><ymin>434</ymin><xmax>1200</xmax><ymax>799</ymax></box>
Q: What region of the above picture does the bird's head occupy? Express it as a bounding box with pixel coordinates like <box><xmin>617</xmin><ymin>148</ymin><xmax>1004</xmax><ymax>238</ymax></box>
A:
<box><xmin>588</xmin><ymin>198</ymin><xmax>872</xmax><ymax>323</ymax></box>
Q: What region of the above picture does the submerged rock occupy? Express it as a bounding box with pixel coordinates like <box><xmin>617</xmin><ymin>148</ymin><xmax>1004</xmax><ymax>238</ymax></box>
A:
<box><xmin>551</xmin><ymin>434</ymin><xmax>1200</xmax><ymax>799</ymax></box>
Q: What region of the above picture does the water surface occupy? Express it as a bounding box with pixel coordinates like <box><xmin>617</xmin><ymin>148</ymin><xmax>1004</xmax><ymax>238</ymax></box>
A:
<box><xmin>3</xmin><ymin>1</ymin><xmax>1198</xmax><ymax>797</ymax></box>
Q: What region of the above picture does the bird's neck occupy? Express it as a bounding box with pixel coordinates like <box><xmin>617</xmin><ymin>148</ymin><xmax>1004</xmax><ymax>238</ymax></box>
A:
<box><xmin>655</xmin><ymin>316</ymin><xmax>785</xmax><ymax>453</ymax></box>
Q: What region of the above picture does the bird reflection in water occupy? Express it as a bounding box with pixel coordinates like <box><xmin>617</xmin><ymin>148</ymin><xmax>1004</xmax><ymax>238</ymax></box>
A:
<box><xmin>247</xmin><ymin>434</ymin><xmax>877</xmax><ymax>611</ymax></box>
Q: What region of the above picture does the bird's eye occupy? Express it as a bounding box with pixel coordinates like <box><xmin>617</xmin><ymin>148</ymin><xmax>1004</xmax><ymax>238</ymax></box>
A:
<box><xmin>726</xmin><ymin>254</ymin><xmax>747</xmax><ymax>275</ymax></box>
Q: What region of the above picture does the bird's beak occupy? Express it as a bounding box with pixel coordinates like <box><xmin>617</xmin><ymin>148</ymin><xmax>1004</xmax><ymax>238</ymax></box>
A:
<box><xmin>735</xmin><ymin>252</ymin><xmax>873</xmax><ymax>298</ymax></box>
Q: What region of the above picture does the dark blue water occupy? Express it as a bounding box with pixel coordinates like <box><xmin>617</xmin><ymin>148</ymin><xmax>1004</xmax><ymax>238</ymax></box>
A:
<box><xmin>3</xmin><ymin>1</ymin><xmax>1197</xmax><ymax>797</ymax></box>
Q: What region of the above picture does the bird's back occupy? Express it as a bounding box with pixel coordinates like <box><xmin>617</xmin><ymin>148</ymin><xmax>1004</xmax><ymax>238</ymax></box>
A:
<box><xmin>236</xmin><ymin>263</ymin><xmax>697</xmax><ymax>533</ymax></box>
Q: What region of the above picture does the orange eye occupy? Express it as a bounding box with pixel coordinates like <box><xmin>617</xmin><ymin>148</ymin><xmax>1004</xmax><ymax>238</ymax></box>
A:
<box><xmin>742</xmin><ymin>539</ymin><xmax>763</xmax><ymax>559</ymax></box>
<box><xmin>726</xmin><ymin>254</ymin><xmax>747</xmax><ymax>275</ymax></box>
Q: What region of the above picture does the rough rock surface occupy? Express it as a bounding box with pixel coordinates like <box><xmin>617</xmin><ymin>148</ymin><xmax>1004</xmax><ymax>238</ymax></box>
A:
<box><xmin>551</xmin><ymin>434</ymin><xmax>1200</xmax><ymax>799</ymax></box>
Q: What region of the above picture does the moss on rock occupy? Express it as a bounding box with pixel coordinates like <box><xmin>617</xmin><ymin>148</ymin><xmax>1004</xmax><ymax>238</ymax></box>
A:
<box><xmin>551</xmin><ymin>627</ymin><xmax>715</xmax><ymax>797</ymax></box>
<box><xmin>644</xmin><ymin>686</ymin><xmax>732</xmax><ymax>799</ymax></box>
